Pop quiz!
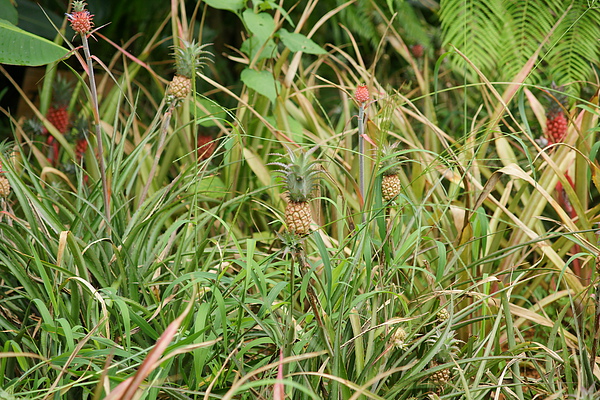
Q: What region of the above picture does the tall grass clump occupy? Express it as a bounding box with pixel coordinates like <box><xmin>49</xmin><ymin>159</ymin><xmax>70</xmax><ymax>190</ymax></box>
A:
<box><xmin>0</xmin><ymin>0</ymin><xmax>599</xmax><ymax>399</ymax></box>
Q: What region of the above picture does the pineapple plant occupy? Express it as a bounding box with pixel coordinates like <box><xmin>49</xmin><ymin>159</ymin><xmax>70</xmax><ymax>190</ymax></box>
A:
<box><xmin>166</xmin><ymin>40</ymin><xmax>212</xmax><ymax>103</ymax></box>
<box><xmin>427</xmin><ymin>328</ymin><xmax>460</xmax><ymax>389</ymax></box>
<box><xmin>45</xmin><ymin>76</ymin><xmax>73</xmax><ymax>135</ymax></box>
<box><xmin>271</xmin><ymin>147</ymin><xmax>321</xmax><ymax>236</ymax></box>
<box><xmin>67</xmin><ymin>1</ymin><xmax>94</xmax><ymax>36</ymax></box>
<box><xmin>44</xmin><ymin>76</ymin><xmax>73</xmax><ymax>165</ymax></box>
<box><xmin>380</xmin><ymin>142</ymin><xmax>403</xmax><ymax>202</ymax></box>
<box><xmin>544</xmin><ymin>84</ymin><xmax>568</xmax><ymax>144</ymax></box>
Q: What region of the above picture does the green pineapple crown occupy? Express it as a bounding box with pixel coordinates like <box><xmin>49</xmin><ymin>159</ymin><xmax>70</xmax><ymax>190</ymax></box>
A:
<box><xmin>52</xmin><ymin>75</ymin><xmax>73</xmax><ymax>107</ymax></box>
<box><xmin>546</xmin><ymin>82</ymin><xmax>568</xmax><ymax>115</ymax></box>
<box><xmin>72</xmin><ymin>1</ymin><xmax>87</xmax><ymax>12</ymax></box>
<box><xmin>271</xmin><ymin>146</ymin><xmax>321</xmax><ymax>203</ymax></box>
<box><xmin>380</xmin><ymin>142</ymin><xmax>402</xmax><ymax>176</ymax></box>
<box><xmin>427</xmin><ymin>328</ymin><xmax>460</xmax><ymax>363</ymax></box>
<box><xmin>173</xmin><ymin>40</ymin><xmax>213</xmax><ymax>79</ymax></box>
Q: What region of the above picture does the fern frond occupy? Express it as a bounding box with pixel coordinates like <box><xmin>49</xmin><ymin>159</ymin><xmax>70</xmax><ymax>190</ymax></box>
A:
<box><xmin>439</xmin><ymin>0</ymin><xmax>506</xmax><ymax>77</ymax></box>
<box><xmin>498</xmin><ymin>0</ymin><xmax>563</xmax><ymax>83</ymax></box>
<box><xmin>547</xmin><ymin>2</ymin><xmax>600</xmax><ymax>94</ymax></box>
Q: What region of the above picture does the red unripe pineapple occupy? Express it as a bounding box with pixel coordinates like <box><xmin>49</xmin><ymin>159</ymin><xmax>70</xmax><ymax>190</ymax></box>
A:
<box><xmin>411</xmin><ymin>44</ymin><xmax>425</xmax><ymax>58</ymax></box>
<box><xmin>75</xmin><ymin>137</ymin><xmax>88</xmax><ymax>163</ymax></box>
<box><xmin>67</xmin><ymin>1</ymin><xmax>94</xmax><ymax>35</ymax></box>
<box><xmin>44</xmin><ymin>76</ymin><xmax>73</xmax><ymax>165</ymax></box>
<box><xmin>546</xmin><ymin>111</ymin><xmax>567</xmax><ymax>144</ymax></box>
<box><xmin>544</xmin><ymin>84</ymin><xmax>568</xmax><ymax>144</ymax></box>
<box><xmin>354</xmin><ymin>84</ymin><xmax>370</xmax><ymax>105</ymax></box>
<box><xmin>45</xmin><ymin>76</ymin><xmax>72</xmax><ymax>134</ymax></box>
<box><xmin>197</xmin><ymin>135</ymin><xmax>215</xmax><ymax>161</ymax></box>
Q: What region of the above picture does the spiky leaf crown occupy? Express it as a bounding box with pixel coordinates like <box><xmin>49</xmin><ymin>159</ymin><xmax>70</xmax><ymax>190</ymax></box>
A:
<box><xmin>380</xmin><ymin>142</ymin><xmax>402</xmax><ymax>176</ymax></box>
<box><xmin>51</xmin><ymin>76</ymin><xmax>74</xmax><ymax>107</ymax></box>
<box><xmin>173</xmin><ymin>40</ymin><xmax>213</xmax><ymax>79</ymax></box>
<box><xmin>427</xmin><ymin>328</ymin><xmax>460</xmax><ymax>363</ymax></box>
<box><xmin>271</xmin><ymin>147</ymin><xmax>321</xmax><ymax>203</ymax></box>
<box><xmin>72</xmin><ymin>1</ymin><xmax>87</xmax><ymax>12</ymax></box>
<box><xmin>546</xmin><ymin>83</ymin><xmax>568</xmax><ymax>116</ymax></box>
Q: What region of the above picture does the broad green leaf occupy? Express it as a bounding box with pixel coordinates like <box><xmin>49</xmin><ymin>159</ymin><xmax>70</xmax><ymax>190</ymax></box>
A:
<box><xmin>202</xmin><ymin>0</ymin><xmax>245</xmax><ymax>12</ymax></box>
<box><xmin>240</xmin><ymin>36</ymin><xmax>277</xmax><ymax>60</ymax></box>
<box><xmin>278</xmin><ymin>29</ymin><xmax>326</xmax><ymax>55</ymax></box>
<box><xmin>0</xmin><ymin>19</ymin><xmax>68</xmax><ymax>66</ymax></box>
<box><xmin>0</xmin><ymin>0</ymin><xmax>17</xmax><ymax>25</ymax></box>
<box><xmin>195</xmin><ymin>175</ymin><xmax>227</xmax><ymax>199</ymax></box>
<box><xmin>240</xmin><ymin>68</ymin><xmax>280</xmax><ymax>102</ymax></box>
<box><xmin>242</xmin><ymin>9</ymin><xmax>275</xmax><ymax>45</ymax></box>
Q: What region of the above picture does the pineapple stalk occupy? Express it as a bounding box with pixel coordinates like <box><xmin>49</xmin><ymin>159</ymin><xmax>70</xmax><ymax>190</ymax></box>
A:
<box><xmin>355</xmin><ymin>84</ymin><xmax>369</xmax><ymax>214</ymax></box>
<box><xmin>69</xmin><ymin>1</ymin><xmax>110</xmax><ymax>227</ymax></box>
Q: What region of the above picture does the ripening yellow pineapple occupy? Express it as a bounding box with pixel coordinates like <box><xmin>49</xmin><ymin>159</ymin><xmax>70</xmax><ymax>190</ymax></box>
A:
<box><xmin>380</xmin><ymin>142</ymin><xmax>403</xmax><ymax>202</ymax></box>
<box><xmin>272</xmin><ymin>147</ymin><xmax>321</xmax><ymax>236</ymax></box>
<box><xmin>167</xmin><ymin>40</ymin><xmax>212</xmax><ymax>103</ymax></box>
<box><xmin>0</xmin><ymin>176</ymin><xmax>9</xmax><ymax>198</ymax></box>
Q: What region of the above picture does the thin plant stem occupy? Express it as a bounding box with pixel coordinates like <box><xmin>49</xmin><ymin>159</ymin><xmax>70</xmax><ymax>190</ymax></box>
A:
<box><xmin>358</xmin><ymin>104</ymin><xmax>365</xmax><ymax>223</ymax></box>
<box><xmin>81</xmin><ymin>33</ymin><xmax>110</xmax><ymax>227</ymax></box>
<box><xmin>138</xmin><ymin>102</ymin><xmax>175</xmax><ymax>207</ymax></box>
<box><xmin>283</xmin><ymin>253</ymin><xmax>296</xmax><ymax>376</ymax></box>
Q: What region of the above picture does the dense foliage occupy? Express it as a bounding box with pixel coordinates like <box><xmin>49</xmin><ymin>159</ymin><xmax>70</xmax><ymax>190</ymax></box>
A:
<box><xmin>0</xmin><ymin>0</ymin><xmax>599</xmax><ymax>399</ymax></box>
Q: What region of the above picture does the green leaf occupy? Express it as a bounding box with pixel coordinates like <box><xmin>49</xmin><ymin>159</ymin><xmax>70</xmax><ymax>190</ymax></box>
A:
<box><xmin>240</xmin><ymin>36</ymin><xmax>277</xmax><ymax>60</ymax></box>
<box><xmin>240</xmin><ymin>68</ymin><xmax>280</xmax><ymax>102</ymax></box>
<box><xmin>195</xmin><ymin>175</ymin><xmax>227</xmax><ymax>199</ymax></box>
<box><xmin>278</xmin><ymin>28</ymin><xmax>326</xmax><ymax>55</ymax></box>
<box><xmin>194</xmin><ymin>98</ymin><xmax>230</xmax><ymax>127</ymax></box>
<box><xmin>0</xmin><ymin>19</ymin><xmax>68</xmax><ymax>66</ymax></box>
<box><xmin>202</xmin><ymin>0</ymin><xmax>245</xmax><ymax>12</ymax></box>
<box><xmin>0</xmin><ymin>0</ymin><xmax>17</xmax><ymax>25</ymax></box>
<box><xmin>242</xmin><ymin>9</ymin><xmax>275</xmax><ymax>44</ymax></box>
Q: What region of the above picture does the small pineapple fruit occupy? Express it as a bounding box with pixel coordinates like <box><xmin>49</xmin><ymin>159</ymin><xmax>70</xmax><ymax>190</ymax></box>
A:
<box><xmin>167</xmin><ymin>40</ymin><xmax>212</xmax><ymax>103</ymax></box>
<box><xmin>0</xmin><ymin>160</ymin><xmax>8</xmax><ymax>198</ymax></box>
<box><xmin>0</xmin><ymin>176</ymin><xmax>9</xmax><ymax>198</ymax></box>
<box><xmin>436</xmin><ymin>308</ymin><xmax>450</xmax><ymax>322</ymax></box>
<box><xmin>430</xmin><ymin>360</ymin><xmax>451</xmax><ymax>387</ymax></box>
<box><xmin>380</xmin><ymin>142</ymin><xmax>402</xmax><ymax>202</ymax></box>
<box><xmin>391</xmin><ymin>327</ymin><xmax>408</xmax><ymax>350</ymax></box>
<box><xmin>354</xmin><ymin>84</ymin><xmax>370</xmax><ymax>105</ymax></box>
<box><xmin>544</xmin><ymin>84</ymin><xmax>568</xmax><ymax>144</ymax></box>
<box><xmin>272</xmin><ymin>147</ymin><xmax>321</xmax><ymax>236</ymax></box>
<box><xmin>70</xmin><ymin>118</ymin><xmax>89</xmax><ymax>163</ymax></box>
<box><xmin>427</xmin><ymin>328</ymin><xmax>460</xmax><ymax>389</ymax></box>
<box><xmin>197</xmin><ymin>134</ymin><xmax>216</xmax><ymax>161</ymax></box>
<box><xmin>67</xmin><ymin>1</ymin><xmax>94</xmax><ymax>35</ymax></box>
